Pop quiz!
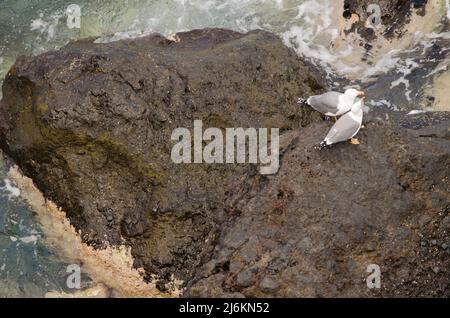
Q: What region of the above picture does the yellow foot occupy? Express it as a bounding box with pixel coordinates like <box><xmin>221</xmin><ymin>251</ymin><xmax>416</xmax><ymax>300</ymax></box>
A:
<box><xmin>333</xmin><ymin>117</ymin><xmax>337</xmax><ymax>123</ymax></box>
<box><xmin>350</xmin><ymin>138</ymin><xmax>360</xmax><ymax>145</ymax></box>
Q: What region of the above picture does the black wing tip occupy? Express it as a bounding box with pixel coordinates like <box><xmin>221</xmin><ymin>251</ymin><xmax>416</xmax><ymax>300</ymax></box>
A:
<box><xmin>317</xmin><ymin>140</ymin><xmax>329</xmax><ymax>151</ymax></box>
<box><xmin>297</xmin><ymin>97</ymin><xmax>308</xmax><ymax>105</ymax></box>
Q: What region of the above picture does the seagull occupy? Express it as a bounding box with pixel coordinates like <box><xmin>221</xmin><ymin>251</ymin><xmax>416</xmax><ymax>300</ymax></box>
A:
<box><xmin>319</xmin><ymin>96</ymin><xmax>365</xmax><ymax>149</ymax></box>
<box><xmin>299</xmin><ymin>88</ymin><xmax>365</xmax><ymax>118</ymax></box>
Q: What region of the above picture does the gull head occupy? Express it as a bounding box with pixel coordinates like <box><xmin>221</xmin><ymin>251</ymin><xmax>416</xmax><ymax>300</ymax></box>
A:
<box><xmin>351</xmin><ymin>95</ymin><xmax>365</xmax><ymax>111</ymax></box>
<box><xmin>344</xmin><ymin>88</ymin><xmax>365</xmax><ymax>100</ymax></box>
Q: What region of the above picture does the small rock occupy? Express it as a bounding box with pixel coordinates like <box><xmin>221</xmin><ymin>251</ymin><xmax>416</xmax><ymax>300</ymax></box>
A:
<box><xmin>223</xmin><ymin>229</ymin><xmax>247</xmax><ymax>249</ymax></box>
<box><xmin>259</xmin><ymin>276</ymin><xmax>280</xmax><ymax>293</ymax></box>
<box><xmin>240</xmin><ymin>243</ymin><xmax>258</xmax><ymax>263</ymax></box>
<box><xmin>229</xmin><ymin>260</ymin><xmax>244</xmax><ymax>274</ymax></box>
<box><xmin>432</xmin><ymin>267</ymin><xmax>439</xmax><ymax>274</ymax></box>
<box><xmin>236</xmin><ymin>270</ymin><xmax>254</xmax><ymax>288</ymax></box>
<box><xmin>431</xmin><ymin>240</ymin><xmax>437</xmax><ymax>246</ymax></box>
<box><xmin>202</xmin><ymin>260</ymin><xmax>218</xmax><ymax>276</ymax></box>
<box><xmin>441</xmin><ymin>243</ymin><xmax>448</xmax><ymax>250</ymax></box>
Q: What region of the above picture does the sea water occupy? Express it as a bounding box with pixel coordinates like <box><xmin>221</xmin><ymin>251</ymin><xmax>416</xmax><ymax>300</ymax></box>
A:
<box><xmin>0</xmin><ymin>156</ymin><xmax>76</xmax><ymax>297</ymax></box>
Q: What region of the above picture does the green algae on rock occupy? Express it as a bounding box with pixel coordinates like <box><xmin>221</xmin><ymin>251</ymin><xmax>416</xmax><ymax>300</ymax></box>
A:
<box><xmin>0</xmin><ymin>28</ymin><xmax>325</xmax><ymax>288</ymax></box>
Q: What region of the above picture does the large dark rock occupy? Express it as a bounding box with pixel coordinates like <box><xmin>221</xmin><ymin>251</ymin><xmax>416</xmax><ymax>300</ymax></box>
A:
<box><xmin>0</xmin><ymin>28</ymin><xmax>324</xmax><ymax>287</ymax></box>
<box><xmin>0</xmin><ymin>27</ymin><xmax>449</xmax><ymax>297</ymax></box>
<box><xmin>186</xmin><ymin>112</ymin><xmax>450</xmax><ymax>297</ymax></box>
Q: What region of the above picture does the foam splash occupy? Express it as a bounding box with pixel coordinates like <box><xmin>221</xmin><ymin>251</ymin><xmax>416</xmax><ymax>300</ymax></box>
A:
<box><xmin>94</xmin><ymin>30</ymin><xmax>154</xmax><ymax>44</ymax></box>
<box><xmin>408</xmin><ymin>109</ymin><xmax>430</xmax><ymax>115</ymax></box>
<box><xmin>369</xmin><ymin>99</ymin><xmax>399</xmax><ymax>112</ymax></box>
<box><xmin>281</xmin><ymin>0</ymin><xmax>447</xmax><ymax>79</ymax></box>
<box><xmin>19</xmin><ymin>235</ymin><xmax>39</xmax><ymax>244</ymax></box>
<box><xmin>1</xmin><ymin>178</ymin><xmax>21</xmax><ymax>198</ymax></box>
<box><xmin>7</xmin><ymin>166</ymin><xmax>181</xmax><ymax>298</ymax></box>
<box><xmin>30</xmin><ymin>11</ymin><xmax>64</xmax><ymax>42</ymax></box>
<box><xmin>30</xmin><ymin>18</ymin><xmax>49</xmax><ymax>32</ymax></box>
<box><xmin>281</xmin><ymin>0</ymin><xmax>351</xmax><ymax>75</ymax></box>
<box><xmin>390</xmin><ymin>59</ymin><xmax>420</xmax><ymax>102</ymax></box>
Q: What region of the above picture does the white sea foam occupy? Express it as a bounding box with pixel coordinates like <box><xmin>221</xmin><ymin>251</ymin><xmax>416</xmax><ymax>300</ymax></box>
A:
<box><xmin>281</xmin><ymin>0</ymin><xmax>346</xmax><ymax>74</ymax></box>
<box><xmin>1</xmin><ymin>179</ymin><xmax>21</xmax><ymax>198</ymax></box>
<box><xmin>3</xmin><ymin>0</ymin><xmax>446</xmax><ymax>87</ymax></box>
<box><xmin>362</xmin><ymin>50</ymin><xmax>402</xmax><ymax>80</ymax></box>
<box><xmin>30</xmin><ymin>12</ymin><xmax>64</xmax><ymax>42</ymax></box>
<box><xmin>426</xmin><ymin>60</ymin><xmax>449</xmax><ymax>77</ymax></box>
<box><xmin>30</xmin><ymin>18</ymin><xmax>48</xmax><ymax>32</ymax></box>
<box><xmin>19</xmin><ymin>235</ymin><xmax>39</xmax><ymax>244</ymax></box>
<box><xmin>407</xmin><ymin>110</ymin><xmax>429</xmax><ymax>115</ymax></box>
<box><xmin>428</xmin><ymin>31</ymin><xmax>450</xmax><ymax>39</ymax></box>
<box><xmin>369</xmin><ymin>99</ymin><xmax>399</xmax><ymax>111</ymax></box>
<box><xmin>389</xmin><ymin>59</ymin><xmax>420</xmax><ymax>101</ymax></box>
<box><xmin>94</xmin><ymin>30</ymin><xmax>153</xmax><ymax>44</ymax></box>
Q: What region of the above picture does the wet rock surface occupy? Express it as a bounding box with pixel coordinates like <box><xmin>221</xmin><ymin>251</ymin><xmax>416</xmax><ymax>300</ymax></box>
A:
<box><xmin>0</xmin><ymin>28</ymin><xmax>324</xmax><ymax>287</ymax></box>
<box><xmin>187</xmin><ymin>112</ymin><xmax>450</xmax><ymax>297</ymax></box>
<box><xmin>1</xmin><ymin>28</ymin><xmax>449</xmax><ymax>297</ymax></box>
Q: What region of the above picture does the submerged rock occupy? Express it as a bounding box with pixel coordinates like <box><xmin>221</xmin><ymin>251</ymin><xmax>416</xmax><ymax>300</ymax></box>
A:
<box><xmin>0</xmin><ymin>27</ymin><xmax>449</xmax><ymax>297</ymax></box>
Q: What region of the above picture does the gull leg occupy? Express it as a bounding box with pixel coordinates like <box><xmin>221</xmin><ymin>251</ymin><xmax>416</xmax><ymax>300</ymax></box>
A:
<box><xmin>333</xmin><ymin>117</ymin><xmax>337</xmax><ymax>123</ymax></box>
<box><xmin>350</xmin><ymin>138</ymin><xmax>360</xmax><ymax>145</ymax></box>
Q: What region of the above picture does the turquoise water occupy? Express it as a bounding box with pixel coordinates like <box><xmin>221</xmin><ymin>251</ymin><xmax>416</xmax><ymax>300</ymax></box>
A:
<box><xmin>0</xmin><ymin>155</ymin><xmax>72</xmax><ymax>297</ymax></box>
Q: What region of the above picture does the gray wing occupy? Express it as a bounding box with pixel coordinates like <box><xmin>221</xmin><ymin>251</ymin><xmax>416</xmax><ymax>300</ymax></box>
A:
<box><xmin>307</xmin><ymin>92</ymin><xmax>342</xmax><ymax>114</ymax></box>
<box><xmin>324</xmin><ymin>113</ymin><xmax>360</xmax><ymax>144</ymax></box>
